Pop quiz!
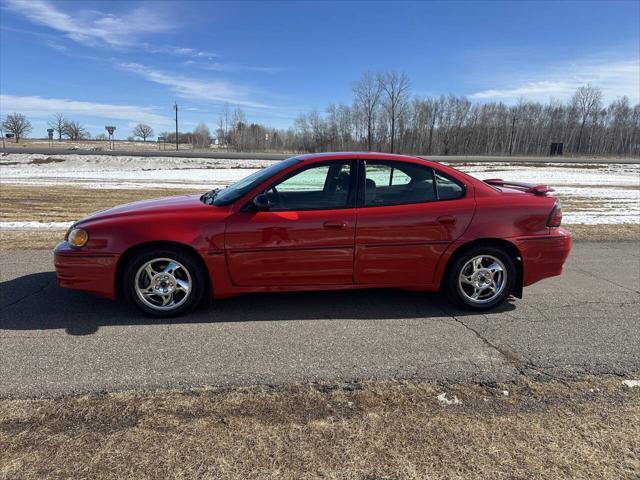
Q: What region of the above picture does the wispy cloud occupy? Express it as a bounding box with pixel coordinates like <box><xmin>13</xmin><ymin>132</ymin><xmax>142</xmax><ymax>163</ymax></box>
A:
<box><xmin>151</xmin><ymin>46</ymin><xmax>218</xmax><ymax>60</ymax></box>
<box><xmin>45</xmin><ymin>39</ymin><xmax>69</xmax><ymax>53</ymax></box>
<box><xmin>0</xmin><ymin>94</ymin><xmax>171</xmax><ymax>127</ymax></box>
<box><xmin>4</xmin><ymin>0</ymin><xmax>174</xmax><ymax>48</ymax></box>
<box><xmin>185</xmin><ymin>60</ymin><xmax>281</xmax><ymax>74</ymax></box>
<box><xmin>119</xmin><ymin>63</ymin><xmax>271</xmax><ymax>109</ymax></box>
<box><xmin>470</xmin><ymin>58</ymin><xmax>640</xmax><ymax>103</ymax></box>
<box><xmin>3</xmin><ymin>0</ymin><xmax>277</xmax><ymax>79</ymax></box>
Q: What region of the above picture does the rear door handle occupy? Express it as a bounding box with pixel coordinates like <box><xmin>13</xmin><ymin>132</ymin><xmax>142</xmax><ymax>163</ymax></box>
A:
<box><xmin>437</xmin><ymin>215</ymin><xmax>456</xmax><ymax>225</ymax></box>
<box><xmin>323</xmin><ymin>220</ymin><xmax>347</xmax><ymax>229</ymax></box>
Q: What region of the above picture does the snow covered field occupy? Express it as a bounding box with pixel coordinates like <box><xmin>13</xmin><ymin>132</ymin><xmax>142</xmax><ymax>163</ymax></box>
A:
<box><xmin>0</xmin><ymin>153</ymin><xmax>270</xmax><ymax>190</ymax></box>
<box><xmin>1</xmin><ymin>153</ymin><xmax>638</xmax><ymax>227</ymax></box>
<box><xmin>453</xmin><ymin>162</ymin><xmax>640</xmax><ymax>225</ymax></box>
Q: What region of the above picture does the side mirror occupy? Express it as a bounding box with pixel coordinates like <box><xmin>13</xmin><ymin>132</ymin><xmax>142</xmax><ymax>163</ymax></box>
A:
<box><xmin>253</xmin><ymin>193</ymin><xmax>270</xmax><ymax>211</ymax></box>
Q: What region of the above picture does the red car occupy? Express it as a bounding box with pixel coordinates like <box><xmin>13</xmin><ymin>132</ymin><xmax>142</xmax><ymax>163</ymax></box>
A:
<box><xmin>54</xmin><ymin>153</ymin><xmax>571</xmax><ymax>317</ymax></box>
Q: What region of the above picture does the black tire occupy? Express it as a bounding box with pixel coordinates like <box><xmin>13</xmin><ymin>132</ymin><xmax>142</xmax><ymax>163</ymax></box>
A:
<box><xmin>445</xmin><ymin>246</ymin><xmax>516</xmax><ymax>310</ymax></box>
<box><xmin>123</xmin><ymin>246</ymin><xmax>207</xmax><ymax>317</ymax></box>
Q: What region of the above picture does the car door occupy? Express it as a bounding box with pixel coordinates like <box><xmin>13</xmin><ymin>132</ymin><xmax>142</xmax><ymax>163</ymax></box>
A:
<box><xmin>354</xmin><ymin>160</ymin><xmax>475</xmax><ymax>286</ymax></box>
<box><xmin>225</xmin><ymin>160</ymin><xmax>358</xmax><ymax>286</ymax></box>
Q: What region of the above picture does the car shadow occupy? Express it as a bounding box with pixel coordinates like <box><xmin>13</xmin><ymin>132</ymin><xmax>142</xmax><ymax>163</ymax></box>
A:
<box><xmin>0</xmin><ymin>271</ymin><xmax>516</xmax><ymax>336</ymax></box>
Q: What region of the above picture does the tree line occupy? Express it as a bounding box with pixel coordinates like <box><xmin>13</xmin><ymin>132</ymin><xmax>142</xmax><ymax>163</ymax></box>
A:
<box><xmin>0</xmin><ymin>112</ymin><xmax>157</xmax><ymax>143</ymax></box>
<box><xmin>214</xmin><ymin>75</ymin><xmax>638</xmax><ymax>156</ymax></box>
<box><xmin>2</xmin><ymin>72</ymin><xmax>638</xmax><ymax>155</ymax></box>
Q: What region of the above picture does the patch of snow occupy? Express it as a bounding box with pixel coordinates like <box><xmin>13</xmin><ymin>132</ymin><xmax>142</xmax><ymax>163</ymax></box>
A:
<box><xmin>563</xmin><ymin>212</ymin><xmax>640</xmax><ymax>224</ymax></box>
<box><xmin>0</xmin><ymin>165</ymin><xmax>260</xmax><ymax>190</ymax></box>
<box><xmin>451</xmin><ymin>162</ymin><xmax>640</xmax><ymax>187</ymax></box>
<box><xmin>502</xmin><ymin>390</ymin><xmax>509</xmax><ymax>396</ymax></box>
<box><xmin>622</xmin><ymin>380</ymin><xmax>640</xmax><ymax>388</ymax></box>
<box><xmin>436</xmin><ymin>393</ymin><xmax>462</xmax><ymax>405</ymax></box>
<box><xmin>1</xmin><ymin>154</ymin><xmax>639</xmax><ymax>225</ymax></box>
<box><xmin>451</xmin><ymin>162</ymin><xmax>640</xmax><ymax>225</ymax></box>
<box><xmin>1</xmin><ymin>221</ymin><xmax>73</xmax><ymax>230</ymax></box>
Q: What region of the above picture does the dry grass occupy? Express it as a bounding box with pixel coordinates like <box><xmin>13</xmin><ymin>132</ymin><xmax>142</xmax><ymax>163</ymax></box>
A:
<box><xmin>0</xmin><ymin>185</ymin><xmax>201</xmax><ymax>250</ymax></box>
<box><xmin>0</xmin><ymin>184</ymin><xmax>200</xmax><ymax>223</ymax></box>
<box><xmin>0</xmin><ymin>230</ymin><xmax>65</xmax><ymax>250</ymax></box>
<box><xmin>1</xmin><ymin>184</ymin><xmax>638</xmax><ymax>249</ymax></box>
<box><xmin>566</xmin><ymin>223</ymin><xmax>639</xmax><ymax>241</ymax></box>
<box><xmin>1</xmin><ymin>377</ymin><xmax>638</xmax><ymax>479</ymax></box>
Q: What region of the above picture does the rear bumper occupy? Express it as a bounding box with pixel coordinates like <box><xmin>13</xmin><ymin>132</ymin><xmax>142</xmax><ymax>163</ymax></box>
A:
<box><xmin>515</xmin><ymin>228</ymin><xmax>572</xmax><ymax>286</ymax></box>
<box><xmin>54</xmin><ymin>242</ymin><xmax>119</xmax><ymax>299</ymax></box>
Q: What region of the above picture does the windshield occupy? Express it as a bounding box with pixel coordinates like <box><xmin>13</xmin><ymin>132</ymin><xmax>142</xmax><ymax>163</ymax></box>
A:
<box><xmin>213</xmin><ymin>157</ymin><xmax>302</xmax><ymax>206</ymax></box>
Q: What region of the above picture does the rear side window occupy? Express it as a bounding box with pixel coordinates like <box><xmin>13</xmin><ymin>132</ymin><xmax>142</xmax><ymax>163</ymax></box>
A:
<box><xmin>434</xmin><ymin>171</ymin><xmax>465</xmax><ymax>200</ymax></box>
<box><xmin>364</xmin><ymin>161</ymin><xmax>436</xmax><ymax>206</ymax></box>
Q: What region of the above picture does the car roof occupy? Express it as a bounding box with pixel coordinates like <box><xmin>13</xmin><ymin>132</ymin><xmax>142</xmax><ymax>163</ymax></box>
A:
<box><xmin>294</xmin><ymin>151</ymin><xmax>424</xmax><ymax>163</ymax></box>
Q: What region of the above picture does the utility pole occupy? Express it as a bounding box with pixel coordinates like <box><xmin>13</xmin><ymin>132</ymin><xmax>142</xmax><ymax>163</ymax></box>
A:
<box><xmin>173</xmin><ymin>102</ymin><xmax>179</xmax><ymax>151</ymax></box>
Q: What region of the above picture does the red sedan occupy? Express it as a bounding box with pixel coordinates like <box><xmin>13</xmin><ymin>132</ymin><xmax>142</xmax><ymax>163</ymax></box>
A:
<box><xmin>54</xmin><ymin>153</ymin><xmax>571</xmax><ymax>316</ymax></box>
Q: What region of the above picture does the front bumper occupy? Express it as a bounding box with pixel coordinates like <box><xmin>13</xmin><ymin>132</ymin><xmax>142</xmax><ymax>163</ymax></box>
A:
<box><xmin>54</xmin><ymin>241</ymin><xmax>119</xmax><ymax>299</ymax></box>
<box><xmin>516</xmin><ymin>228</ymin><xmax>572</xmax><ymax>286</ymax></box>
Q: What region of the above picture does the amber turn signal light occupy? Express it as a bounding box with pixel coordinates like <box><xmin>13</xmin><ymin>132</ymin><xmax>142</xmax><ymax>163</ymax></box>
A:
<box><xmin>67</xmin><ymin>228</ymin><xmax>89</xmax><ymax>248</ymax></box>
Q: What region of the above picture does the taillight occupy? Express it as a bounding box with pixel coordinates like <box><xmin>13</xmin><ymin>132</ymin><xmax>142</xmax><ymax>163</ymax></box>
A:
<box><xmin>547</xmin><ymin>201</ymin><xmax>562</xmax><ymax>227</ymax></box>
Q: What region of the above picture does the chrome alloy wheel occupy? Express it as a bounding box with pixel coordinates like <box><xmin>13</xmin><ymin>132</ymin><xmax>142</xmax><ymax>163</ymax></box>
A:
<box><xmin>134</xmin><ymin>258</ymin><xmax>192</xmax><ymax>311</ymax></box>
<box><xmin>458</xmin><ymin>255</ymin><xmax>507</xmax><ymax>304</ymax></box>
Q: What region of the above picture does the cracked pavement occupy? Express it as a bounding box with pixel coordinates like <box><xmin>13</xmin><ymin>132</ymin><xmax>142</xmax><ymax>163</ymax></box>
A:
<box><xmin>1</xmin><ymin>241</ymin><xmax>639</xmax><ymax>398</ymax></box>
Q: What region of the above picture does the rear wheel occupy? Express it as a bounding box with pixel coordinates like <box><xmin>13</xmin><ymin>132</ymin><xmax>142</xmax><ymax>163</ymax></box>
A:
<box><xmin>445</xmin><ymin>246</ymin><xmax>515</xmax><ymax>310</ymax></box>
<box><xmin>123</xmin><ymin>247</ymin><xmax>206</xmax><ymax>317</ymax></box>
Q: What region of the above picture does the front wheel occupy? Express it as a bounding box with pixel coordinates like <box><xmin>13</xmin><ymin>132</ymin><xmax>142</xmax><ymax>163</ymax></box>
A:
<box><xmin>123</xmin><ymin>247</ymin><xmax>206</xmax><ymax>317</ymax></box>
<box><xmin>445</xmin><ymin>246</ymin><xmax>516</xmax><ymax>310</ymax></box>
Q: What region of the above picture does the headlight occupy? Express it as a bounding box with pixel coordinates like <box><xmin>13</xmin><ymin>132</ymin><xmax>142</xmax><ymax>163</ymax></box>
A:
<box><xmin>67</xmin><ymin>228</ymin><xmax>89</xmax><ymax>248</ymax></box>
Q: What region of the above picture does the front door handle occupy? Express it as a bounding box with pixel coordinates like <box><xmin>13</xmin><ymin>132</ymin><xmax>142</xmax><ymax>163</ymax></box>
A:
<box><xmin>437</xmin><ymin>215</ymin><xmax>456</xmax><ymax>225</ymax></box>
<box><xmin>323</xmin><ymin>220</ymin><xmax>347</xmax><ymax>229</ymax></box>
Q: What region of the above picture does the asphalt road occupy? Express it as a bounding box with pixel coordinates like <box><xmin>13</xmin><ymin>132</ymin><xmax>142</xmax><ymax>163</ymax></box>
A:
<box><xmin>1</xmin><ymin>242</ymin><xmax>639</xmax><ymax>398</ymax></box>
<box><xmin>2</xmin><ymin>146</ymin><xmax>639</xmax><ymax>163</ymax></box>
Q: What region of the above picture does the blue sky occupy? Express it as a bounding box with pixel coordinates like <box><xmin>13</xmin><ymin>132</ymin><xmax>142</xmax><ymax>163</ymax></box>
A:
<box><xmin>1</xmin><ymin>0</ymin><xmax>638</xmax><ymax>138</ymax></box>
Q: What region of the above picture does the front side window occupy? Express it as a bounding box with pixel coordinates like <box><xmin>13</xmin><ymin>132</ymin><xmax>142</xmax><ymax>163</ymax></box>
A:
<box><xmin>264</xmin><ymin>161</ymin><xmax>353</xmax><ymax>211</ymax></box>
<box><xmin>364</xmin><ymin>161</ymin><xmax>436</xmax><ymax>206</ymax></box>
<box><xmin>213</xmin><ymin>157</ymin><xmax>301</xmax><ymax>206</ymax></box>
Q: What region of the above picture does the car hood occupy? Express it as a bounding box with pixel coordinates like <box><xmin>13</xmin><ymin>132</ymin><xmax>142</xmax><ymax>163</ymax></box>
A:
<box><xmin>77</xmin><ymin>194</ymin><xmax>212</xmax><ymax>224</ymax></box>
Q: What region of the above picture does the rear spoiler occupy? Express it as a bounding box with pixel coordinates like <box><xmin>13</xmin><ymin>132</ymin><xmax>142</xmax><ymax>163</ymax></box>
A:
<box><xmin>483</xmin><ymin>178</ymin><xmax>554</xmax><ymax>196</ymax></box>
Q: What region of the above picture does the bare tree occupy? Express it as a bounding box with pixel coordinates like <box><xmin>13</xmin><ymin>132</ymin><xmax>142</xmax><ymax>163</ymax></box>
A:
<box><xmin>378</xmin><ymin>71</ymin><xmax>411</xmax><ymax>153</ymax></box>
<box><xmin>1</xmin><ymin>112</ymin><xmax>32</xmax><ymax>143</ymax></box>
<box><xmin>192</xmin><ymin>123</ymin><xmax>211</xmax><ymax>148</ymax></box>
<box><xmin>571</xmin><ymin>84</ymin><xmax>603</xmax><ymax>153</ymax></box>
<box><xmin>507</xmin><ymin>100</ymin><xmax>526</xmax><ymax>155</ymax></box>
<box><xmin>48</xmin><ymin>113</ymin><xmax>66</xmax><ymax>141</ymax></box>
<box><xmin>132</xmin><ymin>123</ymin><xmax>154</xmax><ymax>142</ymax></box>
<box><xmin>353</xmin><ymin>71</ymin><xmax>382</xmax><ymax>151</ymax></box>
<box><xmin>62</xmin><ymin>120</ymin><xmax>89</xmax><ymax>141</ymax></box>
<box><xmin>231</xmin><ymin>107</ymin><xmax>247</xmax><ymax>151</ymax></box>
<box><xmin>218</xmin><ymin>103</ymin><xmax>232</xmax><ymax>149</ymax></box>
